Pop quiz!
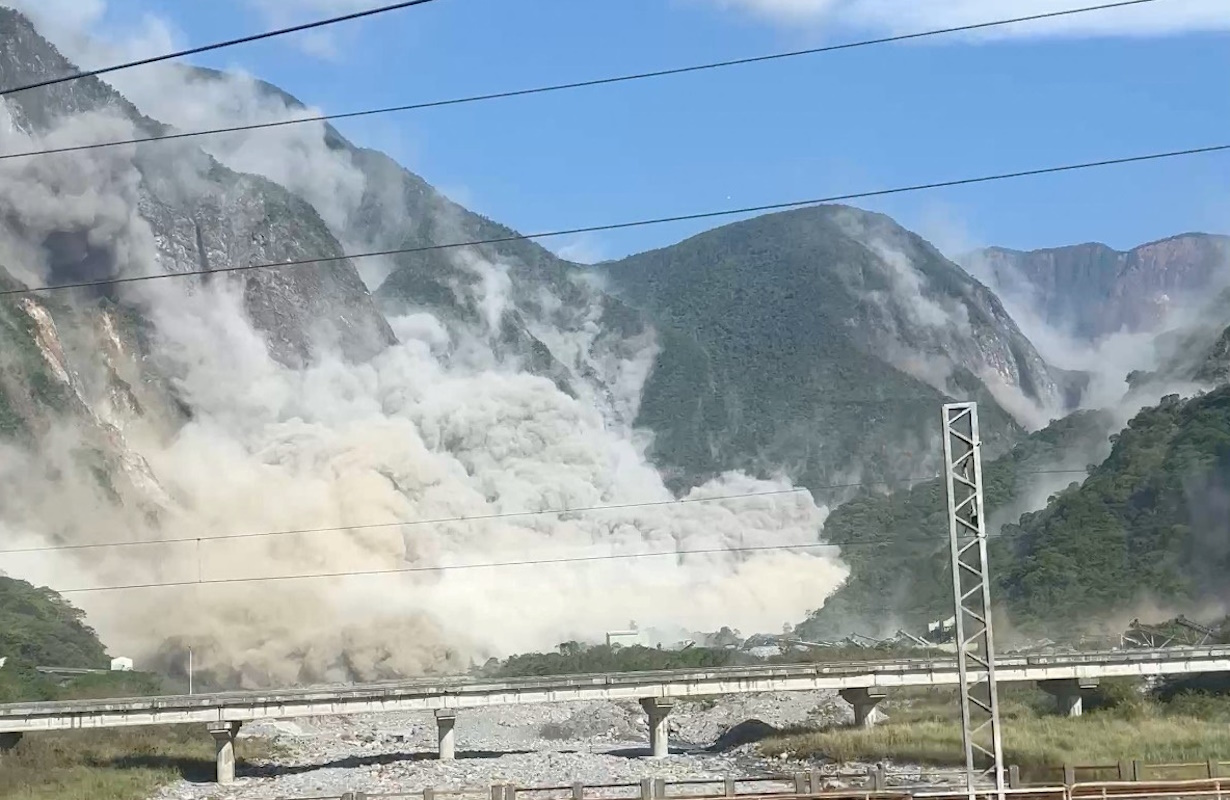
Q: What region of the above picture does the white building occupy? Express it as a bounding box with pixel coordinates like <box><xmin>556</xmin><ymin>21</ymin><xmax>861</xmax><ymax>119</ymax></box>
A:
<box><xmin>606</xmin><ymin>630</ymin><xmax>641</xmax><ymax>648</ymax></box>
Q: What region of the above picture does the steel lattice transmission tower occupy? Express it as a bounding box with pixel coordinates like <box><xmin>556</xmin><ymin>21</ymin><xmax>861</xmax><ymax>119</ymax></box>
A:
<box><xmin>941</xmin><ymin>402</ymin><xmax>1006</xmax><ymax>800</ymax></box>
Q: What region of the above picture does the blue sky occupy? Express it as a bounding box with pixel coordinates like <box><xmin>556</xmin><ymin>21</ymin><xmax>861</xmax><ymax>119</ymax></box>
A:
<box><xmin>33</xmin><ymin>0</ymin><xmax>1230</xmax><ymax>261</ymax></box>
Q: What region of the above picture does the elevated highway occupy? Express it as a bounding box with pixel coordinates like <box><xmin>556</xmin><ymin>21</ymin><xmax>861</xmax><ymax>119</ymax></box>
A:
<box><xmin>3</xmin><ymin>646</ymin><xmax>1229</xmax><ymax>784</ymax></box>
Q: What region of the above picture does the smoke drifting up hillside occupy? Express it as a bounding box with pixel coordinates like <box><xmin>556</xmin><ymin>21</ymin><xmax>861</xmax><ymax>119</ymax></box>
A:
<box><xmin>0</xmin><ymin>22</ymin><xmax>846</xmax><ymax>685</ymax></box>
<box><xmin>961</xmin><ymin>248</ymin><xmax>1227</xmax><ymax>418</ymax></box>
<box><xmin>829</xmin><ymin>207</ymin><xmax>1063</xmax><ymax>431</ymax></box>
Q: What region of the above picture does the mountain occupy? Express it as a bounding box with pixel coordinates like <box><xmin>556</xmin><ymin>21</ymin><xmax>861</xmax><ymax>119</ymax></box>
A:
<box><xmin>0</xmin><ymin>6</ymin><xmax>1104</xmax><ymax>684</ymax></box>
<box><xmin>0</xmin><ymin>575</ymin><xmax>107</xmax><ymax>670</ymax></box>
<box><xmin>792</xmin><ymin>234</ymin><xmax>1230</xmax><ymax>641</ymax></box>
<box><xmin>0</xmin><ymin>9</ymin><xmax>395</xmax><ymax>369</ymax></box>
<box><xmin>1117</xmin><ymin>286</ymin><xmax>1230</xmax><ymax>397</ymax></box>
<box><xmin>174</xmin><ymin>65</ymin><xmax>655</xmax><ymax>429</ymax></box>
<box><xmin>602</xmin><ymin>205</ymin><xmax>1073</xmax><ymax>492</ymax></box>
<box><xmin>998</xmin><ymin>386</ymin><xmax>1230</xmax><ymax>633</ymax></box>
<box><xmin>798</xmin><ymin>357</ymin><xmax>1230</xmax><ymax>641</ymax></box>
<box><xmin>794</xmin><ymin>408</ymin><xmax>1116</xmax><ymax>640</ymax></box>
<box><xmin>0</xmin><ymin>5</ymin><xmax>402</xmax><ymax>540</ymax></box>
<box><xmin>0</xmin><ymin>4</ymin><xmax>396</xmax><ymax>464</ymax></box>
<box><xmin>968</xmin><ymin>234</ymin><xmax>1230</xmax><ymax>342</ymax></box>
<box><xmin>188</xmin><ymin>66</ymin><xmax>1071</xmax><ymax>492</ymax></box>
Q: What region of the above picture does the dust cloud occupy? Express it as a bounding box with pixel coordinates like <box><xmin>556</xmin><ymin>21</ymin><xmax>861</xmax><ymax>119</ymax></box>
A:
<box><xmin>0</xmin><ymin>37</ymin><xmax>847</xmax><ymax>686</ymax></box>
<box><xmin>1</xmin><ymin>268</ymin><xmax>847</xmax><ymax>686</ymax></box>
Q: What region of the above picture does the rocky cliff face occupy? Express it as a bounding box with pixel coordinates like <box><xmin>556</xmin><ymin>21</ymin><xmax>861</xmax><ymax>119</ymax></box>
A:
<box><xmin>1118</xmin><ymin>285</ymin><xmax>1230</xmax><ymax>398</ymax></box>
<box><xmin>0</xmin><ymin>7</ymin><xmax>394</xmax><ymax>374</ymax></box>
<box><xmin>969</xmin><ymin>234</ymin><xmax>1230</xmax><ymax>341</ymax></box>
<box><xmin>161</xmin><ymin>66</ymin><xmax>657</xmax><ymax>432</ymax></box>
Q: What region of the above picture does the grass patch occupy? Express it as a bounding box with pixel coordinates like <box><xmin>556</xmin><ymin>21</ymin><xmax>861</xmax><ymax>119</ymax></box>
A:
<box><xmin>0</xmin><ymin>726</ymin><xmax>280</xmax><ymax>800</ymax></box>
<box><xmin>0</xmin><ymin>668</ymin><xmax>280</xmax><ymax>800</ymax></box>
<box><xmin>763</xmin><ymin>685</ymin><xmax>1230</xmax><ymax>783</ymax></box>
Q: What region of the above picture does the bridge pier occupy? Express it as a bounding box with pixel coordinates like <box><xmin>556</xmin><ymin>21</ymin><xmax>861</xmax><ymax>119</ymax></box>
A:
<box><xmin>839</xmin><ymin>687</ymin><xmax>887</xmax><ymax>728</ymax></box>
<box><xmin>640</xmin><ymin>697</ymin><xmax>675</xmax><ymax>758</ymax></box>
<box><xmin>0</xmin><ymin>732</ymin><xmax>21</xmax><ymax>756</ymax></box>
<box><xmin>1039</xmin><ymin>678</ymin><xmax>1098</xmax><ymax>717</ymax></box>
<box><xmin>208</xmin><ymin>722</ymin><xmax>241</xmax><ymax>784</ymax></box>
<box><xmin>435</xmin><ymin>709</ymin><xmax>457</xmax><ymax>760</ymax></box>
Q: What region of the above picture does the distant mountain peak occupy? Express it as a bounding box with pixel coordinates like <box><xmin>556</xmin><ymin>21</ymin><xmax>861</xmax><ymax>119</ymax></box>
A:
<box><xmin>966</xmin><ymin>233</ymin><xmax>1230</xmax><ymax>342</ymax></box>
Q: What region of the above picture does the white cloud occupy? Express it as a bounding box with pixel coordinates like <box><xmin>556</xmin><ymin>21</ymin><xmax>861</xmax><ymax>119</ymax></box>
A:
<box><xmin>244</xmin><ymin>0</ymin><xmax>394</xmax><ymax>59</ymax></box>
<box><xmin>8</xmin><ymin>0</ymin><xmax>177</xmax><ymax>66</ymax></box>
<box><xmin>10</xmin><ymin>0</ymin><xmax>105</xmax><ymax>30</ymax></box>
<box><xmin>709</xmin><ymin>0</ymin><xmax>1230</xmax><ymax>38</ymax></box>
<box><xmin>553</xmin><ymin>235</ymin><xmax>610</xmax><ymax>265</ymax></box>
<box><xmin>248</xmin><ymin>0</ymin><xmax>377</xmax><ymax>14</ymax></box>
<box><xmin>16</xmin><ymin>0</ymin><xmax>401</xmax><ymax>63</ymax></box>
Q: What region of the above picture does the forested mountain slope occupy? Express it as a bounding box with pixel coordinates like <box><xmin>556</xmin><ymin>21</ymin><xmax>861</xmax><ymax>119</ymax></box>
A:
<box><xmin>999</xmin><ymin>387</ymin><xmax>1230</xmax><ymax>631</ymax></box>
<box><xmin>796</xmin><ymin>409</ymin><xmax>1116</xmax><ymax>639</ymax></box>
<box><xmin>603</xmin><ymin>204</ymin><xmax>1074</xmax><ymax>492</ymax></box>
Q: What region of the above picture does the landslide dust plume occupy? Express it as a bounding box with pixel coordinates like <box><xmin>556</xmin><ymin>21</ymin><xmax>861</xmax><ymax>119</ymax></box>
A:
<box><xmin>0</xmin><ymin>107</ymin><xmax>847</xmax><ymax>688</ymax></box>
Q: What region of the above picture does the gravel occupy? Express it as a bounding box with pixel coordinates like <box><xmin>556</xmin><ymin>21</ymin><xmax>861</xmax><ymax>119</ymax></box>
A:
<box><xmin>147</xmin><ymin>691</ymin><xmax>905</xmax><ymax>800</ymax></box>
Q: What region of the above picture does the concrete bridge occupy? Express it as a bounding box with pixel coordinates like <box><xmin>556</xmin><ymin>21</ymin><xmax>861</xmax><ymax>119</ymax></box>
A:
<box><xmin>2</xmin><ymin>646</ymin><xmax>1229</xmax><ymax>784</ymax></box>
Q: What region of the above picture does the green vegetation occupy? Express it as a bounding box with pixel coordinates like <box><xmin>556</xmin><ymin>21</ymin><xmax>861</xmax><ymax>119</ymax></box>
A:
<box><xmin>798</xmin><ymin>409</ymin><xmax>1114</xmax><ymax>639</ymax></box>
<box><xmin>604</xmin><ymin>205</ymin><xmax>1036</xmax><ymax>493</ymax></box>
<box><xmin>0</xmin><ymin>265</ymin><xmax>90</xmax><ymax>441</ymax></box>
<box><xmin>999</xmin><ymin>387</ymin><xmax>1230</xmax><ymax>633</ymax></box>
<box><xmin>0</xmin><ymin>726</ymin><xmax>278</xmax><ymax>800</ymax></box>
<box><xmin>764</xmin><ymin>683</ymin><xmax>1230</xmax><ymax>781</ymax></box>
<box><xmin>488</xmin><ymin>643</ymin><xmax>747</xmax><ymax>677</ymax></box>
<box><xmin>0</xmin><ymin>577</ymin><xmax>107</xmax><ymax>672</ymax></box>
<box><xmin>0</xmin><ymin>666</ymin><xmax>273</xmax><ymax>800</ymax></box>
<box><xmin>805</xmin><ymin>385</ymin><xmax>1230</xmax><ymax>639</ymax></box>
<box><xmin>0</xmin><ymin>577</ymin><xmax>277</xmax><ymax>800</ymax></box>
<box><xmin>0</xmin><ymin>384</ymin><xmax>22</xmax><ymax>439</ymax></box>
<box><xmin>481</xmin><ymin>641</ymin><xmax>944</xmax><ymax>678</ymax></box>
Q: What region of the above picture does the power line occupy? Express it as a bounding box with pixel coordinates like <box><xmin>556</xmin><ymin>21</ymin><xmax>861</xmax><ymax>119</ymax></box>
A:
<box><xmin>48</xmin><ymin>517</ymin><xmax>1068</xmax><ymax>596</ymax></box>
<box><xmin>0</xmin><ymin>469</ymin><xmax>1089</xmax><ymax>556</ymax></box>
<box><xmin>0</xmin><ymin>0</ymin><xmax>442</xmax><ymax>97</ymax></box>
<box><xmin>2</xmin><ymin>142</ymin><xmax>1226</xmax><ymax>299</ymax></box>
<box><xmin>0</xmin><ymin>0</ymin><xmax>1161</xmax><ymax>162</ymax></box>
<box><xmin>43</xmin><ymin>541</ymin><xmax>892</xmax><ymax>595</ymax></box>
<box><xmin>2</xmin><ymin>487</ymin><xmax>813</xmax><ymax>555</ymax></box>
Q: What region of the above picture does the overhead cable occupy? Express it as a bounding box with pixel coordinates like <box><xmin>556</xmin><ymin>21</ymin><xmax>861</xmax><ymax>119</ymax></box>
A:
<box><xmin>49</xmin><ymin>518</ymin><xmax>1078</xmax><ymax>595</ymax></box>
<box><xmin>2</xmin><ymin>142</ymin><xmax>1226</xmax><ymax>299</ymax></box>
<box><xmin>0</xmin><ymin>0</ymin><xmax>1162</xmax><ymax>161</ymax></box>
<box><xmin>0</xmin><ymin>0</ymin><xmax>442</xmax><ymax>97</ymax></box>
<box><xmin>0</xmin><ymin>469</ymin><xmax>1090</xmax><ymax>557</ymax></box>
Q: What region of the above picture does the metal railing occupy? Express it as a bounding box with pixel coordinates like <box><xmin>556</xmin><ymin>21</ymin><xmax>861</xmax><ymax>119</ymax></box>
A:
<box><xmin>10</xmin><ymin>645</ymin><xmax>1230</xmax><ymax>716</ymax></box>
<box><xmin>1022</xmin><ymin>761</ymin><xmax>1230</xmax><ymax>786</ymax></box>
<box><xmin>263</xmin><ymin>763</ymin><xmax>1230</xmax><ymax>800</ymax></box>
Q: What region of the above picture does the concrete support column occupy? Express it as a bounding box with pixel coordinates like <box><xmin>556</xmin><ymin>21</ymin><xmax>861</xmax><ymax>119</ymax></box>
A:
<box><xmin>839</xmin><ymin>687</ymin><xmax>887</xmax><ymax>728</ymax></box>
<box><xmin>0</xmin><ymin>732</ymin><xmax>21</xmax><ymax>757</ymax></box>
<box><xmin>1039</xmin><ymin>678</ymin><xmax>1098</xmax><ymax>717</ymax></box>
<box><xmin>207</xmin><ymin>722</ymin><xmax>241</xmax><ymax>785</ymax></box>
<box><xmin>639</xmin><ymin>697</ymin><xmax>675</xmax><ymax>758</ymax></box>
<box><xmin>435</xmin><ymin>709</ymin><xmax>457</xmax><ymax>761</ymax></box>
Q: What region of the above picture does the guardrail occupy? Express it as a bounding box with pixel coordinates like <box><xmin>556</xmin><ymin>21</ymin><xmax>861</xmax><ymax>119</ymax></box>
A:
<box><xmin>1027</xmin><ymin>760</ymin><xmax>1230</xmax><ymax>786</ymax></box>
<box><xmin>258</xmin><ymin>763</ymin><xmax>1230</xmax><ymax>800</ymax></box>
<box><xmin>266</xmin><ymin>779</ymin><xmax>1230</xmax><ymax>800</ymax></box>
<box><xmin>9</xmin><ymin>645</ymin><xmax>1230</xmax><ymax>725</ymax></box>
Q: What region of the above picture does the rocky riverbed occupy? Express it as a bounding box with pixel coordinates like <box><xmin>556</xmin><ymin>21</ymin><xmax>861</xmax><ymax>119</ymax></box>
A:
<box><xmin>148</xmin><ymin>690</ymin><xmax>949</xmax><ymax>800</ymax></box>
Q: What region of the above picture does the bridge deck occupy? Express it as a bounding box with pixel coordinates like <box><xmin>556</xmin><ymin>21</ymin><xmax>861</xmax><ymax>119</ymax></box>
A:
<box><xmin>3</xmin><ymin>646</ymin><xmax>1229</xmax><ymax>733</ymax></box>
